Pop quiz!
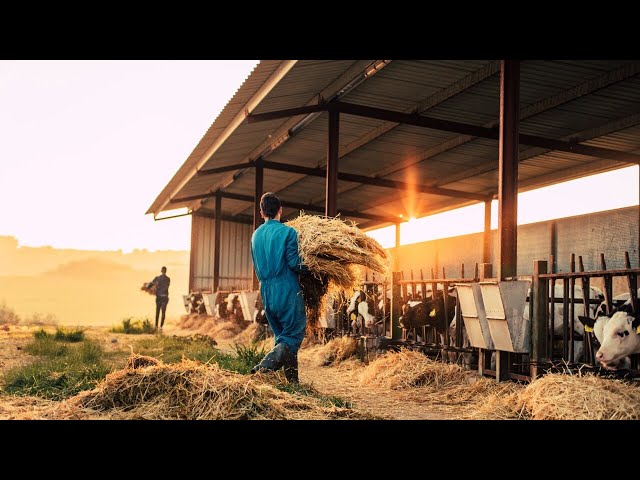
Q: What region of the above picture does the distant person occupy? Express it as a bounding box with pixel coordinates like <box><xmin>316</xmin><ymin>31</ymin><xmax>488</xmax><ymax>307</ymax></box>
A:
<box><xmin>250</xmin><ymin>192</ymin><xmax>307</xmax><ymax>383</ymax></box>
<box><xmin>148</xmin><ymin>266</ymin><xmax>170</xmax><ymax>333</ymax></box>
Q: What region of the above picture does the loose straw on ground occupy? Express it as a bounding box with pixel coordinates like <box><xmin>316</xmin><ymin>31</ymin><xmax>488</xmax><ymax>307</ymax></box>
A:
<box><xmin>311</xmin><ymin>336</ymin><xmax>359</xmax><ymax>366</ymax></box>
<box><xmin>68</xmin><ymin>357</ymin><xmax>372</xmax><ymax>420</ymax></box>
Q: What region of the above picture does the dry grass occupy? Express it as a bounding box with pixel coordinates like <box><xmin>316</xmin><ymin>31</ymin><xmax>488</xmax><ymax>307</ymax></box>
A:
<box><xmin>311</xmin><ymin>337</ymin><xmax>359</xmax><ymax>366</ymax></box>
<box><xmin>286</xmin><ymin>212</ymin><xmax>390</xmax><ymax>333</ymax></box>
<box><xmin>68</xmin><ymin>357</ymin><xmax>370</xmax><ymax>419</ymax></box>
<box><xmin>140</xmin><ymin>283</ymin><xmax>156</xmax><ymax>296</ymax></box>
<box><xmin>126</xmin><ymin>354</ymin><xmax>161</xmax><ymax>370</ymax></box>
<box><xmin>178</xmin><ymin>314</ymin><xmax>210</xmax><ymax>330</ymax></box>
<box><xmin>517</xmin><ymin>373</ymin><xmax>640</xmax><ymax>420</ymax></box>
<box><xmin>359</xmin><ymin>349</ymin><xmax>469</xmax><ymax>390</ymax></box>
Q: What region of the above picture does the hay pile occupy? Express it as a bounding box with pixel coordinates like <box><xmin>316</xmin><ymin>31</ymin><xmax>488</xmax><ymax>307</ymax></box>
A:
<box><xmin>140</xmin><ymin>282</ymin><xmax>156</xmax><ymax>296</ymax></box>
<box><xmin>126</xmin><ymin>354</ymin><xmax>161</xmax><ymax>370</ymax></box>
<box><xmin>359</xmin><ymin>350</ymin><xmax>470</xmax><ymax>390</ymax></box>
<box><xmin>286</xmin><ymin>213</ymin><xmax>390</xmax><ymax>333</ymax></box>
<box><xmin>313</xmin><ymin>336</ymin><xmax>359</xmax><ymax>366</ymax></box>
<box><xmin>178</xmin><ymin>314</ymin><xmax>210</xmax><ymax>330</ymax></box>
<box><xmin>516</xmin><ymin>373</ymin><xmax>640</xmax><ymax>420</ymax></box>
<box><xmin>70</xmin><ymin>357</ymin><xmax>370</xmax><ymax>420</ymax></box>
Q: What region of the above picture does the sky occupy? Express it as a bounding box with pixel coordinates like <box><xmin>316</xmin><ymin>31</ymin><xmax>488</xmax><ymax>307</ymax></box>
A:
<box><xmin>0</xmin><ymin>60</ymin><xmax>258</xmax><ymax>252</ymax></box>
<box><xmin>1</xmin><ymin>60</ymin><xmax>637</xmax><ymax>254</ymax></box>
<box><xmin>367</xmin><ymin>165</ymin><xmax>639</xmax><ymax>249</ymax></box>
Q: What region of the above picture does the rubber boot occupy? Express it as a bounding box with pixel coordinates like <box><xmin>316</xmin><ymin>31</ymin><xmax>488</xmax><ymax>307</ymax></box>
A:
<box><xmin>284</xmin><ymin>351</ymin><xmax>299</xmax><ymax>383</ymax></box>
<box><xmin>251</xmin><ymin>342</ymin><xmax>291</xmax><ymax>374</ymax></box>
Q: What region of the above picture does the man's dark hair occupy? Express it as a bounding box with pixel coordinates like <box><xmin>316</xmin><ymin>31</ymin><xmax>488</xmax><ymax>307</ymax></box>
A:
<box><xmin>260</xmin><ymin>192</ymin><xmax>281</xmax><ymax>219</ymax></box>
<box><xmin>161</xmin><ymin>266</ymin><xmax>167</xmax><ymax>273</ymax></box>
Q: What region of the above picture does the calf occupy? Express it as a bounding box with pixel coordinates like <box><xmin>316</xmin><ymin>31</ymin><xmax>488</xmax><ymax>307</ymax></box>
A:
<box><xmin>579</xmin><ymin>303</ymin><xmax>640</xmax><ymax>369</ymax></box>
<box><xmin>399</xmin><ymin>291</ymin><xmax>457</xmax><ymax>342</ymax></box>
<box><xmin>347</xmin><ymin>290</ymin><xmax>382</xmax><ymax>335</ymax></box>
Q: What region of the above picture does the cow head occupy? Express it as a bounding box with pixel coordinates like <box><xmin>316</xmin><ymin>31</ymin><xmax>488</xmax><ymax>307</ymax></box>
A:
<box><xmin>579</xmin><ymin>304</ymin><xmax>640</xmax><ymax>369</ymax></box>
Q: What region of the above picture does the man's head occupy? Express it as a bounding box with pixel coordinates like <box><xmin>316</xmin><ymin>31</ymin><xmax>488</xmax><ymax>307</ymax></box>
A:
<box><xmin>161</xmin><ymin>266</ymin><xmax>167</xmax><ymax>274</ymax></box>
<box><xmin>260</xmin><ymin>192</ymin><xmax>282</xmax><ymax>220</ymax></box>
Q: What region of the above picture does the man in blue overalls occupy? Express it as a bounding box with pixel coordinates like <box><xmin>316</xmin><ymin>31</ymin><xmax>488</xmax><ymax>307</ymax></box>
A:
<box><xmin>250</xmin><ymin>192</ymin><xmax>307</xmax><ymax>382</ymax></box>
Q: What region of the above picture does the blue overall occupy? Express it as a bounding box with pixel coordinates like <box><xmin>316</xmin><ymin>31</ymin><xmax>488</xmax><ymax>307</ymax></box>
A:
<box><xmin>251</xmin><ymin>219</ymin><xmax>307</xmax><ymax>353</ymax></box>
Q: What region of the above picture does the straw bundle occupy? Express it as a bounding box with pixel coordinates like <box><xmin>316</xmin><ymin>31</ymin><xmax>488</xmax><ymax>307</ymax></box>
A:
<box><xmin>286</xmin><ymin>213</ymin><xmax>390</xmax><ymax>333</ymax></box>
<box><xmin>312</xmin><ymin>336</ymin><xmax>359</xmax><ymax>366</ymax></box>
<box><xmin>70</xmin><ymin>358</ymin><xmax>371</xmax><ymax>420</ymax></box>
<box><xmin>178</xmin><ymin>314</ymin><xmax>210</xmax><ymax>330</ymax></box>
<box><xmin>126</xmin><ymin>354</ymin><xmax>161</xmax><ymax>370</ymax></box>
<box><xmin>359</xmin><ymin>350</ymin><xmax>469</xmax><ymax>390</ymax></box>
<box><xmin>517</xmin><ymin>373</ymin><xmax>640</xmax><ymax>420</ymax></box>
<box><xmin>140</xmin><ymin>283</ymin><xmax>156</xmax><ymax>296</ymax></box>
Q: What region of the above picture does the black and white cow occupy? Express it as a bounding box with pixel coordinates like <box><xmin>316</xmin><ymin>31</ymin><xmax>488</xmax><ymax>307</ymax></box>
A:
<box><xmin>579</xmin><ymin>300</ymin><xmax>640</xmax><ymax>370</ymax></box>
<box><xmin>216</xmin><ymin>293</ymin><xmax>243</xmax><ymax>320</ymax></box>
<box><xmin>347</xmin><ymin>290</ymin><xmax>381</xmax><ymax>335</ymax></box>
<box><xmin>399</xmin><ymin>288</ymin><xmax>457</xmax><ymax>343</ymax></box>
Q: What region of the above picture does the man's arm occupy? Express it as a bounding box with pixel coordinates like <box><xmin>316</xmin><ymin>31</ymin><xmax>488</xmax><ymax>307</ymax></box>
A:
<box><xmin>285</xmin><ymin>228</ymin><xmax>308</xmax><ymax>273</ymax></box>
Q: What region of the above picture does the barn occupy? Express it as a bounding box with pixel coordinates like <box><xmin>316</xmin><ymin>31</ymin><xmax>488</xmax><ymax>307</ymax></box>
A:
<box><xmin>148</xmin><ymin>60</ymin><xmax>640</xmax><ymax>382</ymax></box>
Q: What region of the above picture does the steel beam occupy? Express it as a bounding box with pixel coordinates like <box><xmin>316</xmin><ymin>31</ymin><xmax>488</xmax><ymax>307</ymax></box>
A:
<box><xmin>483</xmin><ymin>200</ymin><xmax>492</xmax><ymax>263</ymax></box>
<box><xmin>326</xmin><ymin>110</ymin><xmax>339</xmax><ymax>216</ymax></box>
<box><xmin>246</xmin><ymin>104</ymin><xmax>328</xmax><ymax>123</ymax></box>
<box><xmin>497</xmin><ymin>60</ymin><xmax>520</xmax><ymax>281</ymax></box>
<box><xmin>213</xmin><ymin>193</ymin><xmax>222</xmax><ymax>292</ymax></box>
<box><xmin>196</xmin><ymin>162</ymin><xmax>255</xmax><ymax>177</ymax></box>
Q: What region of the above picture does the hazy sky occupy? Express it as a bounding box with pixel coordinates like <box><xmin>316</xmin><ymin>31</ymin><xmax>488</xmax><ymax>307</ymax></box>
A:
<box><xmin>0</xmin><ymin>60</ymin><xmax>258</xmax><ymax>252</ymax></box>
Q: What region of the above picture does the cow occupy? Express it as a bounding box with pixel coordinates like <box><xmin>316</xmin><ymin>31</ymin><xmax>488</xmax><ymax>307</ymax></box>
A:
<box><xmin>216</xmin><ymin>293</ymin><xmax>244</xmax><ymax>321</ymax></box>
<box><xmin>523</xmin><ymin>284</ymin><xmax>604</xmax><ymax>361</ymax></box>
<box><xmin>347</xmin><ymin>290</ymin><xmax>383</xmax><ymax>335</ymax></box>
<box><xmin>579</xmin><ymin>301</ymin><xmax>640</xmax><ymax>370</ymax></box>
<box><xmin>399</xmin><ymin>288</ymin><xmax>457</xmax><ymax>344</ymax></box>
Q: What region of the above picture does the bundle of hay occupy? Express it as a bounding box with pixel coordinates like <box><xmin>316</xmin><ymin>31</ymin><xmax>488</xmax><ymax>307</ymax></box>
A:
<box><xmin>140</xmin><ymin>282</ymin><xmax>156</xmax><ymax>296</ymax></box>
<box><xmin>178</xmin><ymin>314</ymin><xmax>210</xmax><ymax>330</ymax></box>
<box><xmin>517</xmin><ymin>373</ymin><xmax>640</xmax><ymax>420</ymax></box>
<box><xmin>70</xmin><ymin>358</ymin><xmax>371</xmax><ymax>420</ymax></box>
<box><xmin>359</xmin><ymin>350</ymin><xmax>469</xmax><ymax>390</ymax></box>
<box><xmin>126</xmin><ymin>354</ymin><xmax>161</xmax><ymax>370</ymax></box>
<box><xmin>286</xmin><ymin>213</ymin><xmax>390</xmax><ymax>333</ymax></box>
<box><xmin>313</xmin><ymin>336</ymin><xmax>359</xmax><ymax>366</ymax></box>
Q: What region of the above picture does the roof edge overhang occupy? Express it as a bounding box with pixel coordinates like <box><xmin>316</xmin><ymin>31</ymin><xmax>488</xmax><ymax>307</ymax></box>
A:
<box><xmin>146</xmin><ymin>60</ymin><xmax>297</xmax><ymax>216</ymax></box>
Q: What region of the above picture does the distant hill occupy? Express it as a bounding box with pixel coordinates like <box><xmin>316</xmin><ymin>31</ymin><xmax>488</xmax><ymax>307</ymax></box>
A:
<box><xmin>0</xmin><ymin>239</ymin><xmax>189</xmax><ymax>326</ymax></box>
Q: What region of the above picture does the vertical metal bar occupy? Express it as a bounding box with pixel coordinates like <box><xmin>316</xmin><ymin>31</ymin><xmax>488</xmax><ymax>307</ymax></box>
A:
<box><xmin>213</xmin><ymin>193</ymin><xmax>222</xmax><ymax>292</ymax></box>
<box><xmin>625</xmin><ymin>251</ymin><xmax>638</xmax><ymax>313</ymax></box>
<box><xmin>394</xmin><ymin>222</ymin><xmax>401</xmax><ymax>272</ymax></box>
<box><xmin>479</xmin><ymin>263</ymin><xmax>493</xmax><ymax>281</ymax></box>
<box><xmin>550</xmin><ymin>221</ymin><xmax>557</xmax><ymax>273</ymax></box>
<box><xmin>188</xmin><ymin>214</ymin><xmax>197</xmax><ymax>293</ymax></box>
<box><xmin>549</xmin><ymin>277</ymin><xmax>555</xmax><ymax>360</ymax></box>
<box><xmin>601</xmin><ymin>253</ymin><xmax>613</xmax><ymax>314</ymax></box>
<box><xmin>569</xmin><ymin>254</ymin><xmax>575</xmax><ymax>362</ymax></box>
<box><xmin>531</xmin><ymin>261</ymin><xmax>548</xmax><ymax>379</ymax></box>
<box><xmin>326</xmin><ymin>110</ymin><xmax>339</xmax><ymax>217</ymax></box>
<box><xmin>391</xmin><ymin>271</ymin><xmax>402</xmax><ymax>340</ymax></box>
<box><xmin>563</xmin><ymin>277</ymin><xmax>569</xmax><ymax>360</ymax></box>
<box><xmin>252</xmin><ymin>158</ymin><xmax>264</xmax><ymax>291</ymax></box>
<box><xmin>483</xmin><ymin>199</ymin><xmax>492</xmax><ymax>264</ymax></box>
<box><xmin>497</xmin><ymin>59</ymin><xmax>520</xmax><ymax>281</ymax></box>
<box><xmin>461</xmin><ymin>263</ymin><xmax>465</xmax><ymax>279</ymax></box>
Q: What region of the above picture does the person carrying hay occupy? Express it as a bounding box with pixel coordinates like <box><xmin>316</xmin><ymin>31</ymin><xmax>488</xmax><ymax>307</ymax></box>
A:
<box><xmin>146</xmin><ymin>266</ymin><xmax>170</xmax><ymax>333</ymax></box>
<box><xmin>250</xmin><ymin>192</ymin><xmax>307</xmax><ymax>382</ymax></box>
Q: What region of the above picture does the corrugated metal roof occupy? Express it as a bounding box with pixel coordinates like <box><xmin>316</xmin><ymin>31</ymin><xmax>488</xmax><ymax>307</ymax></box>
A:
<box><xmin>150</xmin><ymin>59</ymin><xmax>640</xmax><ymax>230</ymax></box>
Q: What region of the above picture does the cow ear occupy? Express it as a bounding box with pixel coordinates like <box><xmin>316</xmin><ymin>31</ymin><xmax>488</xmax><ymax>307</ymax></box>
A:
<box><xmin>578</xmin><ymin>315</ymin><xmax>596</xmax><ymax>330</ymax></box>
<box><xmin>632</xmin><ymin>316</ymin><xmax>640</xmax><ymax>332</ymax></box>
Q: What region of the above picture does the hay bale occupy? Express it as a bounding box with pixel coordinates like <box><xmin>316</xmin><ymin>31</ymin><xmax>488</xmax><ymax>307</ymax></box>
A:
<box><xmin>285</xmin><ymin>213</ymin><xmax>390</xmax><ymax>333</ymax></box>
<box><xmin>126</xmin><ymin>354</ymin><xmax>162</xmax><ymax>370</ymax></box>
<box><xmin>140</xmin><ymin>283</ymin><xmax>156</xmax><ymax>296</ymax></box>
<box><xmin>359</xmin><ymin>350</ymin><xmax>469</xmax><ymax>390</ymax></box>
<box><xmin>313</xmin><ymin>336</ymin><xmax>359</xmax><ymax>366</ymax></box>
<box><xmin>517</xmin><ymin>373</ymin><xmax>640</xmax><ymax>420</ymax></box>
<box><xmin>69</xmin><ymin>360</ymin><xmax>371</xmax><ymax>420</ymax></box>
<box><xmin>209</xmin><ymin>321</ymin><xmax>245</xmax><ymax>339</ymax></box>
<box><xmin>178</xmin><ymin>314</ymin><xmax>211</xmax><ymax>330</ymax></box>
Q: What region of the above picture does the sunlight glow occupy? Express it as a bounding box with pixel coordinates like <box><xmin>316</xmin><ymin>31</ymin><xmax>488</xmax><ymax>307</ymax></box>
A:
<box><xmin>366</xmin><ymin>166</ymin><xmax>640</xmax><ymax>248</ymax></box>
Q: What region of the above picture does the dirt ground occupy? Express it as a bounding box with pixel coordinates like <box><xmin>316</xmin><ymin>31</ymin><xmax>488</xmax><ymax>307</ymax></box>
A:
<box><xmin>0</xmin><ymin>322</ymin><xmax>479</xmax><ymax>420</ymax></box>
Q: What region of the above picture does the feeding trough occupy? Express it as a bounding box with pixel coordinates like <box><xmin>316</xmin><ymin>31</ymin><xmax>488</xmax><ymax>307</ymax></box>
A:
<box><xmin>479</xmin><ymin>280</ymin><xmax>530</xmax><ymax>353</ymax></box>
<box><xmin>455</xmin><ymin>283</ymin><xmax>494</xmax><ymax>350</ymax></box>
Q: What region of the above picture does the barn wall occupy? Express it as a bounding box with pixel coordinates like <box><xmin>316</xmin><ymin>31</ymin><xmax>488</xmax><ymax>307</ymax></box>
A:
<box><xmin>394</xmin><ymin>205</ymin><xmax>639</xmax><ymax>279</ymax></box>
<box><xmin>189</xmin><ymin>215</ymin><xmax>253</xmax><ymax>292</ymax></box>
